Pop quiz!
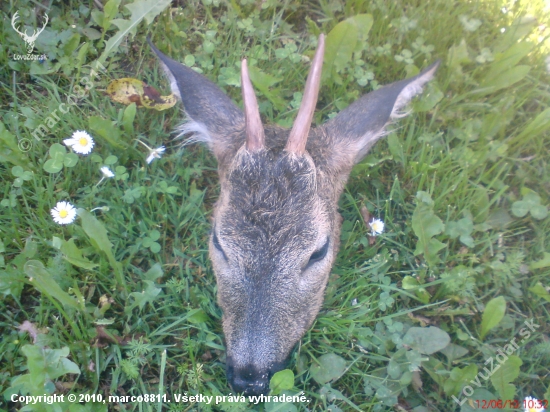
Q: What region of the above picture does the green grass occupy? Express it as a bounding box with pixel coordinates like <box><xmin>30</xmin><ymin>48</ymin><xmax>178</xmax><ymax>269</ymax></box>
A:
<box><xmin>1</xmin><ymin>0</ymin><xmax>549</xmax><ymax>411</ymax></box>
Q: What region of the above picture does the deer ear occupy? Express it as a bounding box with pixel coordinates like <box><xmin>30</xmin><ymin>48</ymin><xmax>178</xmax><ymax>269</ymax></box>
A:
<box><xmin>321</xmin><ymin>61</ymin><xmax>440</xmax><ymax>168</ymax></box>
<box><xmin>148</xmin><ymin>39</ymin><xmax>245</xmax><ymax>160</ymax></box>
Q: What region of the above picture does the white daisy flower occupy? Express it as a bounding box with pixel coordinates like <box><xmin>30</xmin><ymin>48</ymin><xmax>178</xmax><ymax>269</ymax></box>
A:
<box><xmin>369</xmin><ymin>218</ymin><xmax>385</xmax><ymax>236</ymax></box>
<box><xmin>524</xmin><ymin>396</ymin><xmax>545</xmax><ymax>412</ymax></box>
<box><xmin>146</xmin><ymin>146</ymin><xmax>166</xmax><ymax>164</ymax></box>
<box><xmin>100</xmin><ymin>166</ymin><xmax>114</xmax><ymax>178</ymax></box>
<box><xmin>136</xmin><ymin>140</ymin><xmax>166</xmax><ymax>164</ymax></box>
<box><xmin>63</xmin><ymin>130</ymin><xmax>94</xmax><ymax>155</ymax></box>
<box><xmin>96</xmin><ymin>166</ymin><xmax>115</xmax><ymax>186</ymax></box>
<box><xmin>50</xmin><ymin>201</ymin><xmax>76</xmax><ymax>225</ymax></box>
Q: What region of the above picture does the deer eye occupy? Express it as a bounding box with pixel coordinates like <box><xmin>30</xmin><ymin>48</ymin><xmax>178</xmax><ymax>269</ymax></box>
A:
<box><xmin>305</xmin><ymin>239</ymin><xmax>329</xmax><ymax>269</ymax></box>
<box><xmin>212</xmin><ymin>230</ymin><xmax>228</xmax><ymax>260</ymax></box>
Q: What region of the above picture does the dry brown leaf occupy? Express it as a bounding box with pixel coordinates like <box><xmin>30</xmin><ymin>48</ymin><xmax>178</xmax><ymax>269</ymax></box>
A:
<box><xmin>106</xmin><ymin>78</ymin><xmax>177</xmax><ymax>111</ymax></box>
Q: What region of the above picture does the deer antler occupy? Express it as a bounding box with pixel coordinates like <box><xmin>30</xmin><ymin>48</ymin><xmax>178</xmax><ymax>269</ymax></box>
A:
<box><xmin>26</xmin><ymin>13</ymin><xmax>48</xmax><ymax>43</ymax></box>
<box><xmin>38</xmin><ymin>13</ymin><xmax>50</xmax><ymax>34</ymax></box>
<box><xmin>241</xmin><ymin>59</ymin><xmax>265</xmax><ymax>152</ymax></box>
<box><xmin>285</xmin><ymin>34</ymin><xmax>325</xmax><ymax>155</ymax></box>
<box><xmin>11</xmin><ymin>11</ymin><xmax>26</xmax><ymax>37</ymax></box>
<box><xmin>34</xmin><ymin>13</ymin><xmax>49</xmax><ymax>39</ymax></box>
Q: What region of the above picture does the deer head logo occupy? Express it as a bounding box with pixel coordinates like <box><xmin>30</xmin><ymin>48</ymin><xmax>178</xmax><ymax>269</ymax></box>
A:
<box><xmin>149</xmin><ymin>36</ymin><xmax>439</xmax><ymax>395</ymax></box>
<box><xmin>11</xmin><ymin>11</ymin><xmax>48</xmax><ymax>54</ymax></box>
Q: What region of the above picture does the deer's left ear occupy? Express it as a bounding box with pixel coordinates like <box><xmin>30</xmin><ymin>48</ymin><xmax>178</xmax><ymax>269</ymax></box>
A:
<box><xmin>148</xmin><ymin>39</ymin><xmax>245</xmax><ymax>161</ymax></box>
<box><xmin>320</xmin><ymin>61</ymin><xmax>440</xmax><ymax>169</ymax></box>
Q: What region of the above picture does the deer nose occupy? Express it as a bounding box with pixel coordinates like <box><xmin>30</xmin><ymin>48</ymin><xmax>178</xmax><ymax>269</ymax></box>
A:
<box><xmin>227</xmin><ymin>364</ymin><xmax>270</xmax><ymax>396</ymax></box>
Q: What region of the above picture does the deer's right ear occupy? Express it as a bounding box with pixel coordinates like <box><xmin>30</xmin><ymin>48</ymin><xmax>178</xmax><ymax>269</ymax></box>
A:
<box><xmin>148</xmin><ymin>39</ymin><xmax>245</xmax><ymax>161</ymax></box>
<box><xmin>320</xmin><ymin>61</ymin><xmax>440</xmax><ymax>171</ymax></box>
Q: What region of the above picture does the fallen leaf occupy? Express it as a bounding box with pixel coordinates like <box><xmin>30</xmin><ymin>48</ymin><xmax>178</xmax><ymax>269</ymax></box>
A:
<box><xmin>106</xmin><ymin>78</ymin><xmax>177</xmax><ymax>111</ymax></box>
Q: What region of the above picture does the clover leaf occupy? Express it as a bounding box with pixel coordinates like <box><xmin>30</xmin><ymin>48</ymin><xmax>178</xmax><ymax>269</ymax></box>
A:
<box><xmin>43</xmin><ymin>143</ymin><xmax>79</xmax><ymax>174</ymax></box>
<box><xmin>511</xmin><ymin>190</ymin><xmax>548</xmax><ymax>220</ymax></box>
<box><xmin>142</xmin><ymin>230</ymin><xmax>161</xmax><ymax>253</ymax></box>
<box><xmin>445</xmin><ymin>216</ymin><xmax>474</xmax><ymax>247</ymax></box>
<box><xmin>12</xmin><ymin>166</ymin><xmax>33</xmax><ymax>187</ymax></box>
<box><xmin>378</xmin><ymin>291</ymin><xmax>395</xmax><ymax>311</ymax></box>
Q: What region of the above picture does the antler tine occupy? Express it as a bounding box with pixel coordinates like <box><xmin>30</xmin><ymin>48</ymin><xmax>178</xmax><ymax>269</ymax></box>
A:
<box><xmin>241</xmin><ymin>59</ymin><xmax>265</xmax><ymax>152</ymax></box>
<box><xmin>285</xmin><ymin>34</ymin><xmax>325</xmax><ymax>155</ymax></box>
<box><xmin>41</xmin><ymin>14</ymin><xmax>49</xmax><ymax>30</ymax></box>
<box><xmin>32</xmin><ymin>14</ymin><xmax>48</xmax><ymax>39</ymax></box>
<box><xmin>11</xmin><ymin>11</ymin><xmax>24</xmax><ymax>36</ymax></box>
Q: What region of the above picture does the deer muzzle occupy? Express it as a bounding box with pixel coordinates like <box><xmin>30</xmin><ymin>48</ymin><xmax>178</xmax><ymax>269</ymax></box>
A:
<box><xmin>226</xmin><ymin>358</ymin><xmax>287</xmax><ymax>395</ymax></box>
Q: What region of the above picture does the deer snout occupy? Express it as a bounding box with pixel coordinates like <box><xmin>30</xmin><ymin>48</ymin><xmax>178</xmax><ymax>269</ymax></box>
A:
<box><xmin>226</xmin><ymin>360</ymin><xmax>286</xmax><ymax>396</ymax></box>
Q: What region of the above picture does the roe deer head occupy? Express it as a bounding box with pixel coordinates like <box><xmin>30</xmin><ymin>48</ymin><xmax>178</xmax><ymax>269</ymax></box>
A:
<box><xmin>149</xmin><ymin>35</ymin><xmax>439</xmax><ymax>395</ymax></box>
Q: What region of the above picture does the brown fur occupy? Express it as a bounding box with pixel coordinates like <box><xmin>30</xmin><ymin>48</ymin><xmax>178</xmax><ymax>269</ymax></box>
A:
<box><xmin>148</xmin><ymin>38</ymin><xmax>439</xmax><ymax>395</ymax></box>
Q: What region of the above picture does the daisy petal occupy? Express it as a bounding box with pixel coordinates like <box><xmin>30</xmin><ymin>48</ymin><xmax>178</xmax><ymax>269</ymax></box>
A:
<box><xmin>66</xmin><ymin>130</ymin><xmax>94</xmax><ymax>155</ymax></box>
<box><xmin>50</xmin><ymin>201</ymin><xmax>77</xmax><ymax>225</ymax></box>
<box><xmin>369</xmin><ymin>218</ymin><xmax>385</xmax><ymax>236</ymax></box>
<box><xmin>100</xmin><ymin>166</ymin><xmax>114</xmax><ymax>178</ymax></box>
<box><xmin>141</xmin><ymin>142</ymin><xmax>166</xmax><ymax>164</ymax></box>
<box><xmin>524</xmin><ymin>396</ymin><xmax>545</xmax><ymax>412</ymax></box>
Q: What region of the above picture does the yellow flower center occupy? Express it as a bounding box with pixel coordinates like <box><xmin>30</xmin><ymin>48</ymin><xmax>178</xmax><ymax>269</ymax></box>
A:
<box><xmin>59</xmin><ymin>210</ymin><xmax>68</xmax><ymax>218</ymax></box>
<box><xmin>372</xmin><ymin>222</ymin><xmax>383</xmax><ymax>231</ymax></box>
<box><xmin>79</xmin><ymin>138</ymin><xmax>88</xmax><ymax>146</ymax></box>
